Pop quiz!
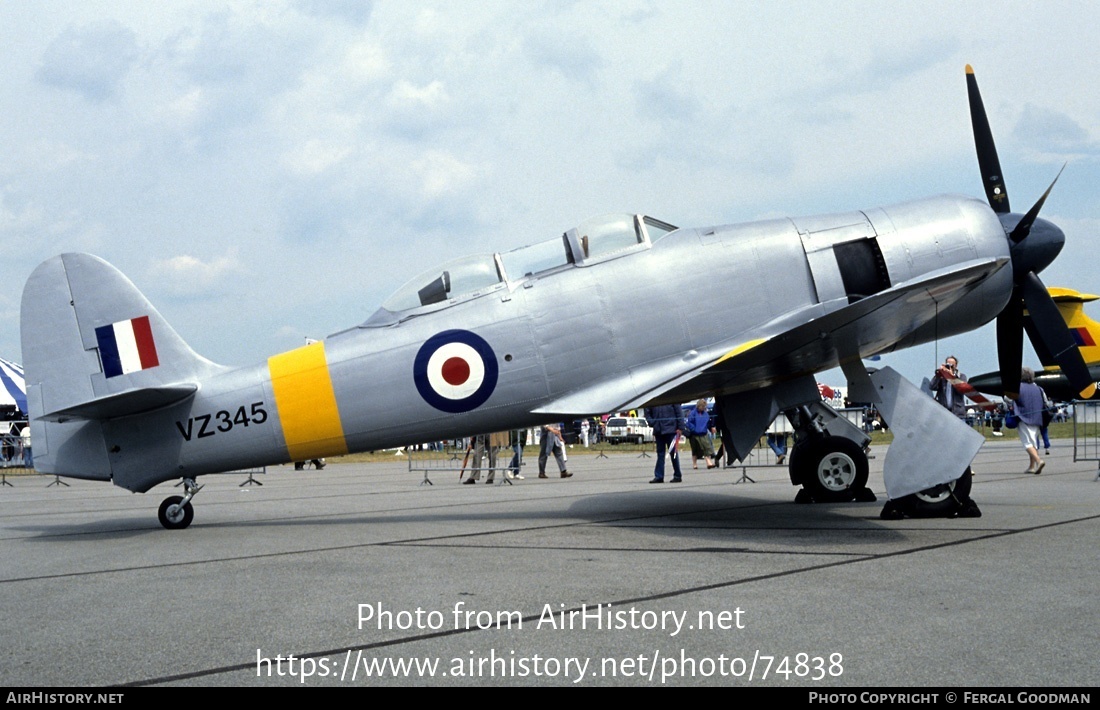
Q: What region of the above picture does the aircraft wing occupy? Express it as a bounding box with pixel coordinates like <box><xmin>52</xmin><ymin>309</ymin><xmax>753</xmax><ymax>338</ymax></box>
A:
<box><xmin>533</xmin><ymin>257</ymin><xmax>1008</xmax><ymax>415</ymax></box>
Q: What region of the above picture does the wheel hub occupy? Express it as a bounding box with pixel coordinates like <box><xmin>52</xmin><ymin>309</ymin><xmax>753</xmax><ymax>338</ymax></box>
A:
<box><xmin>915</xmin><ymin>482</ymin><xmax>953</xmax><ymax>504</ymax></box>
<box><xmin>817</xmin><ymin>453</ymin><xmax>856</xmax><ymax>491</ymax></box>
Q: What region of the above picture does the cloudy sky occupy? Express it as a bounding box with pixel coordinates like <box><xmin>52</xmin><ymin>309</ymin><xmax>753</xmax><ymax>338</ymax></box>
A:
<box><xmin>2</xmin><ymin>1</ymin><xmax>1099</xmax><ymax>390</ymax></box>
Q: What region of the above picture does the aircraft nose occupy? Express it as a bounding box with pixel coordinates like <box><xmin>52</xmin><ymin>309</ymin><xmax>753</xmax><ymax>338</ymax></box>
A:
<box><xmin>1006</xmin><ymin>214</ymin><xmax>1064</xmax><ymax>280</ymax></box>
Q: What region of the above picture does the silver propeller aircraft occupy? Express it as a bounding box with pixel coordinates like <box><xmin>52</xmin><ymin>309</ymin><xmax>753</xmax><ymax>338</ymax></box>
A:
<box><xmin>20</xmin><ymin>66</ymin><xmax>1094</xmax><ymax>528</ymax></box>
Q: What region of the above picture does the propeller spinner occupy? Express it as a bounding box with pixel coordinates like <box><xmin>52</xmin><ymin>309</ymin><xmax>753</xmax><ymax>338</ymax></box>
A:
<box><xmin>966</xmin><ymin>65</ymin><xmax>1096</xmax><ymax>399</ymax></box>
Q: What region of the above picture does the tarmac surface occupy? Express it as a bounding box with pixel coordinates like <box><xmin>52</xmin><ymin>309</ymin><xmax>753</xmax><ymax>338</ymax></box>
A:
<box><xmin>1</xmin><ymin>439</ymin><xmax>1097</xmax><ymax>688</ymax></box>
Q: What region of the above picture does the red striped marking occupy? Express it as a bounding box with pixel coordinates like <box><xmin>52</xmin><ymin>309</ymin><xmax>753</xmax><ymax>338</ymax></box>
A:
<box><xmin>1073</xmin><ymin>327</ymin><xmax>1096</xmax><ymax>347</ymax></box>
<box><xmin>131</xmin><ymin>315</ymin><xmax>160</xmax><ymax>370</ymax></box>
<box><xmin>938</xmin><ymin>367</ymin><xmax>997</xmax><ymax>411</ymax></box>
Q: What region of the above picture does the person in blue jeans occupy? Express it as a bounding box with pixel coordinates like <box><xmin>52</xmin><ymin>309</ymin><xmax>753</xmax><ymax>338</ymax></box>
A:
<box><xmin>767</xmin><ymin>433</ymin><xmax>788</xmax><ymax>464</ymax></box>
<box><xmin>507</xmin><ymin>428</ymin><xmax>527</xmax><ymax>479</ymax></box>
<box><xmin>647</xmin><ymin>403</ymin><xmax>684</xmax><ymax>483</ymax></box>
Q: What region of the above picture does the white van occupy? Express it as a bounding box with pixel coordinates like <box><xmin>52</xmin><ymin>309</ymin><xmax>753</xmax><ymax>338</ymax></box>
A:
<box><xmin>604</xmin><ymin>417</ymin><xmax>654</xmax><ymax>444</ymax></box>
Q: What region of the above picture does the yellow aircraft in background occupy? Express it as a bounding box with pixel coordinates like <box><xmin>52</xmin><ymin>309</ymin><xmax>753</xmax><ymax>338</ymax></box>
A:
<box><xmin>970</xmin><ymin>287</ymin><xmax>1100</xmax><ymax>400</ymax></box>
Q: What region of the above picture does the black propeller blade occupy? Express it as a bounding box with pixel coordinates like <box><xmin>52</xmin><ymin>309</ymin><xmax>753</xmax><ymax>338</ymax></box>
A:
<box><xmin>996</xmin><ymin>288</ymin><xmax>1024</xmax><ymax>398</ymax></box>
<box><xmin>967</xmin><ymin>66</ymin><xmax>1096</xmax><ymax>400</ymax></box>
<box><xmin>1022</xmin><ymin>272</ymin><xmax>1096</xmax><ymax>398</ymax></box>
<box><xmin>1009</xmin><ymin>165</ymin><xmax>1064</xmax><ymax>244</ymax></box>
<box><xmin>966</xmin><ymin>64</ymin><xmax>1010</xmax><ymax>214</ymax></box>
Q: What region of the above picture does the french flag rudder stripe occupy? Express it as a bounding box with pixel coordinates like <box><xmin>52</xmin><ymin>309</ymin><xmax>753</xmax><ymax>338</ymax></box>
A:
<box><xmin>96</xmin><ymin>316</ymin><xmax>160</xmax><ymax>378</ymax></box>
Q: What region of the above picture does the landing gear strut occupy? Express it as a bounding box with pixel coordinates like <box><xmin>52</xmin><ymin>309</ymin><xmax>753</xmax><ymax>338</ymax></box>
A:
<box><xmin>158</xmin><ymin>478</ymin><xmax>202</xmax><ymax>529</ymax></box>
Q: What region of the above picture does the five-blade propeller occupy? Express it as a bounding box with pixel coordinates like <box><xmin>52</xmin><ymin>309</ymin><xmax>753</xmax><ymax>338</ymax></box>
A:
<box><xmin>966</xmin><ymin>65</ymin><xmax>1096</xmax><ymax>399</ymax></box>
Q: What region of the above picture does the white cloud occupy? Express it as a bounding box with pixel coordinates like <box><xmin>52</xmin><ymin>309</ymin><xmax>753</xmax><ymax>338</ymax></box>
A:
<box><xmin>379</xmin><ymin>79</ymin><xmax>456</xmax><ymax>139</ymax></box>
<box><xmin>282</xmin><ymin>138</ymin><xmax>352</xmax><ymax>177</ymax></box>
<box><xmin>412</xmin><ymin>150</ymin><xmax>477</xmax><ymax>200</ymax></box>
<box><xmin>387</xmin><ymin>79</ymin><xmax>448</xmax><ymax>110</ymax></box>
<box><xmin>157</xmin><ymin>87</ymin><xmax>208</xmax><ymax>131</ymax></box>
<box><xmin>147</xmin><ymin>253</ymin><xmax>245</xmax><ymax>299</ymax></box>
<box><xmin>341</xmin><ymin>41</ymin><xmax>390</xmax><ymax>83</ymax></box>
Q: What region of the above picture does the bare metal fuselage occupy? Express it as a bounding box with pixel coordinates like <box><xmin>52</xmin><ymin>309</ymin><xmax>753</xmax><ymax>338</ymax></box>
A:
<box><xmin>27</xmin><ymin>193</ymin><xmax>1010</xmax><ymax>492</ymax></box>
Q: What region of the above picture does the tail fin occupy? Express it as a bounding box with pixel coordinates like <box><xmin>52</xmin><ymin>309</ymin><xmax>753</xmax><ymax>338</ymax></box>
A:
<box><xmin>21</xmin><ymin>254</ymin><xmax>225</xmax><ymax>476</ymax></box>
<box><xmin>1025</xmin><ymin>287</ymin><xmax>1100</xmax><ymax>367</ymax></box>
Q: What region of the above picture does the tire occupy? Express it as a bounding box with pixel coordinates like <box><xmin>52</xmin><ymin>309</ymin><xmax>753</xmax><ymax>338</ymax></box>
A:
<box><xmin>158</xmin><ymin>496</ymin><xmax>194</xmax><ymax>530</ymax></box>
<box><xmin>897</xmin><ymin>468</ymin><xmax>972</xmax><ymax>517</ymax></box>
<box><xmin>790</xmin><ymin>437</ymin><xmax>869</xmax><ymax>502</ymax></box>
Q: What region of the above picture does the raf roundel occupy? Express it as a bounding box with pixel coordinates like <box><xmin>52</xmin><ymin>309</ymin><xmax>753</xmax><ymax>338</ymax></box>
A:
<box><xmin>414</xmin><ymin>330</ymin><xmax>499</xmax><ymax>413</ymax></box>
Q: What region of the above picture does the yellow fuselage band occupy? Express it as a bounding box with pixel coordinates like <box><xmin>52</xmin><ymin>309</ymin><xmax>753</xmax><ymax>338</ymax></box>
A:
<box><xmin>268</xmin><ymin>342</ymin><xmax>348</xmax><ymax>461</ymax></box>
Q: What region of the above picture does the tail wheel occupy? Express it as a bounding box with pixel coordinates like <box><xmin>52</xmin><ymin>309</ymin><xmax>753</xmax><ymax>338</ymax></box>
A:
<box><xmin>158</xmin><ymin>495</ymin><xmax>194</xmax><ymax>530</ymax></box>
<box><xmin>790</xmin><ymin>438</ymin><xmax>869</xmax><ymax>502</ymax></box>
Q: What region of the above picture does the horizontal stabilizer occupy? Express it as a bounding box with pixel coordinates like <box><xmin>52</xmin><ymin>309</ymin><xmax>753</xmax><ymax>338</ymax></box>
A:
<box><xmin>39</xmin><ymin>384</ymin><xmax>198</xmax><ymax>422</ymax></box>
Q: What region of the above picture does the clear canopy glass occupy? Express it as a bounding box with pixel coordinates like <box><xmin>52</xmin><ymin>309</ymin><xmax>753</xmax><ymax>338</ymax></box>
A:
<box><xmin>381</xmin><ymin>253</ymin><xmax>501</xmax><ymax>313</ymax></box>
<box><xmin>371</xmin><ymin>213</ymin><xmax>677</xmax><ymax>321</ymax></box>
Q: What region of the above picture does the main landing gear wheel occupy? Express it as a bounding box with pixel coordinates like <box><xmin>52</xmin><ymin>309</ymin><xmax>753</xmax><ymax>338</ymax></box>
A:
<box><xmin>158</xmin><ymin>495</ymin><xmax>194</xmax><ymax>530</ymax></box>
<box><xmin>881</xmin><ymin>468</ymin><xmax>980</xmax><ymax>519</ymax></box>
<box><xmin>791</xmin><ymin>438</ymin><xmax>869</xmax><ymax>503</ymax></box>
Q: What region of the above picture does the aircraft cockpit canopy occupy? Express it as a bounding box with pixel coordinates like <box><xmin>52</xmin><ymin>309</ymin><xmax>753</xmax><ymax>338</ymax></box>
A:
<box><xmin>363</xmin><ymin>213</ymin><xmax>677</xmax><ymax>327</ymax></box>
<box><xmin>380</xmin><ymin>253</ymin><xmax>502</xmax><ymax>314</ymax></box>
<box><xmin>568</xmin><ymin>213</ymin><xmax>677</xmax><ymax>262</ymax></box>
